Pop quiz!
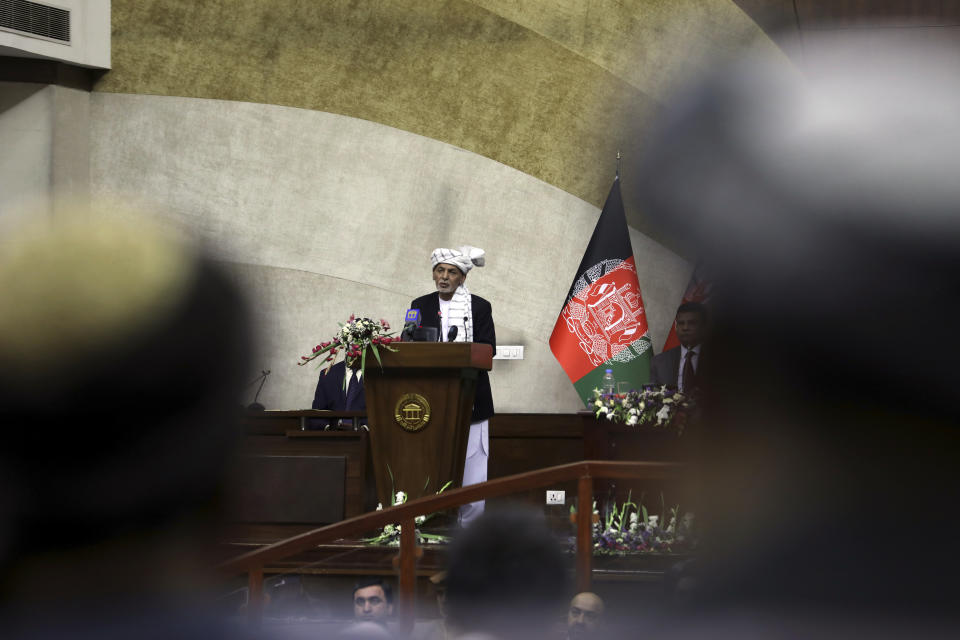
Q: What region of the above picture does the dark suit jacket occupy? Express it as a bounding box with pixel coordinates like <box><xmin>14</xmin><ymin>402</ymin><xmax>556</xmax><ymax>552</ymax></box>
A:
<box><xmin>309</xmin><ymin>361</ymin><xmax>366</xmax><ymax>429</ymax></box>
<box><xmin>410</xmin><ymin>291</ymin><xmax>495</xmax><ymax>422</ymax></box>
<box><xmin>649</xmin><ymin>347</ymin><xmax>682</xmax><ymax>388</ymax></box>
<box><xmin>649</xmin><ymin>345</ymin><xmax>705</xmax><ymax>391</ymax></box>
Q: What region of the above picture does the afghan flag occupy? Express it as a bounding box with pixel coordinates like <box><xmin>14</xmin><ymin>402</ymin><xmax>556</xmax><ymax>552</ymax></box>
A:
<box><xmin>550</xmin><ymin>176</ymin><xmax>652</xmax><ymax>405</ymax></box>
<box><xmin>661</xmin><ymin>261</ymin><xmax>713</xmax><ymax>352</ymax></box>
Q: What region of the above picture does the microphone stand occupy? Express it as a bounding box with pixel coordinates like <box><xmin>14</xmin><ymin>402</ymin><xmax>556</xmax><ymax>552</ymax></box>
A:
<box><xmin>246</xmin><ymin>369</ymin><xmax>270</xmax><ymax>411</ymax></box>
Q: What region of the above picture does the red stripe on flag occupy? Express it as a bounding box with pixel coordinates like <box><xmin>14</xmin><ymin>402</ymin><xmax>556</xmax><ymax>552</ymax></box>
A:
<box><xmin>550</xmin><ymin>256</ymin><xmax>648</xmax><ymax>383</ymax></box>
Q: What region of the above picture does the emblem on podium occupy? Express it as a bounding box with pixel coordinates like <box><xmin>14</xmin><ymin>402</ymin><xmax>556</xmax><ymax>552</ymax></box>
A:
<box><xmin>394</xmin><ymin>393</ymin><xmax>431</xmax><ymax>431</ymax></box>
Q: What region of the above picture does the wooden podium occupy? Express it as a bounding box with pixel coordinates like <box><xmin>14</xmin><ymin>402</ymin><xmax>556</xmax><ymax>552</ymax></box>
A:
<box><xmin>363</xmin><ymin>342</ymin><xmax>493</xmax><ymax>507</ymax></box>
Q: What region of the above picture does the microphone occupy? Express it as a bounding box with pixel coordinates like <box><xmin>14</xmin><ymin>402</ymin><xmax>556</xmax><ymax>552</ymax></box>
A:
<box><xmin>437</xmin><ymin>309</ymin><xmax>442</xmax><ymax>342</ymax></box>
<box><xmin>463</xmin><ymin>316</ymin><xmax>469</xmax><ymax>342</ymax></box>
<box><xmin>402</xmin><ymin>309</ymin><xmax>422</xmax><ymax>341</ymax></box>
<box><xmin>447</xmin><ymin>325</ymin><xmax>458</xmax><ymax>342</ymax></box>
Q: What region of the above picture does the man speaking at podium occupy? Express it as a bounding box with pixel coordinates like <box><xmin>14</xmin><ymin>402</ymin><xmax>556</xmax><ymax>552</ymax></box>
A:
<box><xmin>410</xmin><ymin>246</ymin><xmax>495</xmax><ymax>525</ymax></box>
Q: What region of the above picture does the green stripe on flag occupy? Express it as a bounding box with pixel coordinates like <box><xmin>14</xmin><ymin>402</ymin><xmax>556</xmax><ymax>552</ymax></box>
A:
<box><xmin>571</xmin><ymin>337</ymin><xmax>653</xmax><ymax>406</ymax></box>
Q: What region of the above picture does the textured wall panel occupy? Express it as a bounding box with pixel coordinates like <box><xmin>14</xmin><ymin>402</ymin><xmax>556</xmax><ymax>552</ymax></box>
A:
<box><xmin>471</xmin><ymin>0</ymin><xmax>779</xmax><ymax>97</ymax></box>
<box><xmin>89</xmin><ymin>93</ymin><xmax>690</xmax><ymax>411</ymax></box>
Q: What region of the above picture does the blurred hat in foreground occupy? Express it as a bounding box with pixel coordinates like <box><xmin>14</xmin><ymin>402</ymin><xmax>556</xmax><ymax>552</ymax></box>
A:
<box><xmin>0</xmin><ymin>206</ymin><xmax>251</xmax><ymax>565</ymax></box>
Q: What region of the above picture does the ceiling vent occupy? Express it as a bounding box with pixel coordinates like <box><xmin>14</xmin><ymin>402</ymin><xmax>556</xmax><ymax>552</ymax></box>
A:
<box><xmin>0</xmin><ymin>0</ymin><xmax>70</xmax><ymax>44</ymax></box>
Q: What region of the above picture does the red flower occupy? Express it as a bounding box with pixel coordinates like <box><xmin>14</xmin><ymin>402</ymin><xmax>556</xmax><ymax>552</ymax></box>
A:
<box><xmin>313</xmin><ymin>345</ymin><xmax>321</xmax><ymax>352</ymax></box>
<box><xmin>372</xmin><ymin>337</ymin><xmax>381</xmax><ymax>345</ymax></box>
<box><xmin>321</xmin><ymin>341</ymin><xmax>331</xmax><ymax>348</ymax></box>
<box><xmin>381</xmin><ymin>337</ymin><xmax>391</xmax><ymax>344</ymax></box>
<box><xmin>349</xmin><ymin>314</ymin><xmax>355</xmax><ymax>322</ymax></box>
<box><xmin>301</xmin><ymin>356</ymin><xmax>308</xmax><ymax>360</ymax></box>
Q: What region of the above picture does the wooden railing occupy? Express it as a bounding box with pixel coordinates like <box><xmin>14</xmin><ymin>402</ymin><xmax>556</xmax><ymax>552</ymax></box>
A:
<box><xmin>219</xmin><ymin>460</ymin><xmax>683</xmax><ymax>630</ymax></box>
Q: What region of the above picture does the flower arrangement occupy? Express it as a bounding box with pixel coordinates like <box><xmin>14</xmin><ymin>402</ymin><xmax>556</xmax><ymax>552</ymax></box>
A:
<box><xmin>363</xmin><ymin>482</ymin><xmax>453</xmax><ymax>546</ymax></box>
<box><xmin>298</xmin><ymin>315</ymin><xmax>397</xmax><ymax>384</ymax></box>
<box><xmin>591</xmin><ymin>386</ymin><xmax>697</xmax><ymax>434</ymax></box>
<box><xmin>572</xmin><ymin>495</ymin><xmax>696</xmax><ymax>556</ymax></box>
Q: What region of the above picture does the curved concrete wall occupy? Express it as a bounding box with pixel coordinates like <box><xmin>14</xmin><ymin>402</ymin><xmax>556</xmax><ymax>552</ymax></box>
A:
<box><xmin>97</xmin><ymin>0</ymin><xmax>783</xmax><ymax>244</ymax></box>
<box><xmin>89</xmin><ymin>94</ymin><xmax>690</xmax><ymax>411</ymax></box>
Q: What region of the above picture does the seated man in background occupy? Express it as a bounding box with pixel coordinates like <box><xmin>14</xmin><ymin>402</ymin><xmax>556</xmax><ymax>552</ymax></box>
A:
<box><xmin>310</xmin><ymin>353</ymin><xmax>367</xmax><ymax>429</ymax></box>
<box><xmin>649</xmin><ymin>302</ymin><xmax>706</xmax><ymax>393</ymax></box>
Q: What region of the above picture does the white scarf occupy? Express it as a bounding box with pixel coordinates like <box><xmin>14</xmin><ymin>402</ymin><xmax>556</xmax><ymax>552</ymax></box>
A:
<box><xmin>444</xmin><ymin>284</ymin><xmax>473</xmax><ymax>342</ymax></box>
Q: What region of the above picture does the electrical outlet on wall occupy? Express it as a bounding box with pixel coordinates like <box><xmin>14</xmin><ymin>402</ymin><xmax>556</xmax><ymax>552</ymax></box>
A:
<box><xmin>546</xmin><ymin>490</ymin><xmax>565</xmax><ymax>505</ymax></box>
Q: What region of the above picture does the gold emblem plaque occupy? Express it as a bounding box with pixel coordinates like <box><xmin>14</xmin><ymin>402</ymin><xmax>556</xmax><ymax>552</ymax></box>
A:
<box><xmin>394</xmin><ymin>393</ymin><xmax>431</xmax><ymax>432</ymax></box>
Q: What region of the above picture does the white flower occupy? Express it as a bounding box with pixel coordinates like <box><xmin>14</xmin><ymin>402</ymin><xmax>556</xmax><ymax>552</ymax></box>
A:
<box><xmin>376</xmin><ymin>503</ymin><xmax>383</xmax><ymax>511</ymax></box>
<box><xmin>415</xmin><ymin>515</ymin><xmax>426</xmax><ymax>525</ymax></box>
<box><xmin>626</xmin><ymin>415</ymin><xmax>638</xmax><ymax>426</ymax></box>
<box><xmin>394</xmin><ymin>491</ymin><xmax>406</xmax><ymax>504</ymax></box>
<box><xmin>383</xmin><ymin>523</ymin><xmax>395</xmax><ymax>535</ymax></box>
<box><xmin>647</xmin><ymin>515</ymin><xmax>659</xmax><ymax>528</ymax></box>
<box><xmin>656</xmin><ymin>406</ymin><xmax>671</xmax><ymax>424</ymax></box>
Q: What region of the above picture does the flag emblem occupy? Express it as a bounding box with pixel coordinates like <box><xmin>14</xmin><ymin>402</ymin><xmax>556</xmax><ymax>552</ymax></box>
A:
<box><xmin>560</xmin><ymin>258</ymin><xmax>648</xmax><ymax>366</ymax></box>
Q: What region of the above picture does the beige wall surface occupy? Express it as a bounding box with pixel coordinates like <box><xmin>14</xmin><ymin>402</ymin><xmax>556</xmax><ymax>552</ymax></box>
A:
<box><xmin>0</xmin><ymin>84</ymin><xmax>54</xmax><ymax>230</ymax></box>
<box><xmin>89</xmin><ymin>93</ymin><xmax>691</xmax><ymax>411</ymax></box>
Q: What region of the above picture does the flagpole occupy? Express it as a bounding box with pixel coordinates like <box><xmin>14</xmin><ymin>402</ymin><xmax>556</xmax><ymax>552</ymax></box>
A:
<box><xmin>616</xmin><ymin>150</ymin><xmax>621</xmax><ymax>180</ymax></box>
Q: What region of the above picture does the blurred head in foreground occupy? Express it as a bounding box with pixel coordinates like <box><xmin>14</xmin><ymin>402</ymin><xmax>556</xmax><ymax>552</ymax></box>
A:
<box><xmin>0</xmin><ymin>210</ymin><xmax>251</xmax><ymax>628</ymax></box>
<box><xmin>444</xmin><ymin>507</ymin><xmax>569</xmax><ymax>639</ymax></box>
<box><xmin>635</xmin><ymin>38</ymin><xmax>960</xmax><ymax>628</ymax></box>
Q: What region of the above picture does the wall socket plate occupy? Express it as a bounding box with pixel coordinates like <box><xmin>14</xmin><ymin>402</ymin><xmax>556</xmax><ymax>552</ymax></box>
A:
<box><xmin>546</xmin><ymin>490</ymin><xmax>565</xmax><ymax>505</ymax></box>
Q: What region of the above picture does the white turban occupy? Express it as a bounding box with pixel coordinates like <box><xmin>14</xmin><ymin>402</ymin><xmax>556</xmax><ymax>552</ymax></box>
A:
<box><xmin>431</xmin><ymin>246</ymin><xmax>486</xmax><ymax>274</ymax></box>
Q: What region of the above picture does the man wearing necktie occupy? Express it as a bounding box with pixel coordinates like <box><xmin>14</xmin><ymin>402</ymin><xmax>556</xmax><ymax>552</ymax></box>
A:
<box><xmin>310</xmin><ymin>358</ymin><xmax>367</xmax><ymax>429</ymax></box>
<box><xmin>649</xmin><ymin>302</ymin><xmax>707</xmax><ymax>393</ymax></box>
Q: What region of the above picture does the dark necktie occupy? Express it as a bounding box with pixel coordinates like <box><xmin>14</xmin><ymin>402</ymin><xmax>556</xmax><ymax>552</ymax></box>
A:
<box><xmin>343</xmin><ymin>370</ymin><xmax>361</xmax><ymax>427</ymax></box>
<box><xmin>345</xmin><ymin>371</ymin><xmax>361</xmax><ymax>410</ymax></box>
<box><xmin>682</xmin><ymin>350</ymin><xmax>697</xmax><ymax>393</ymax></box>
